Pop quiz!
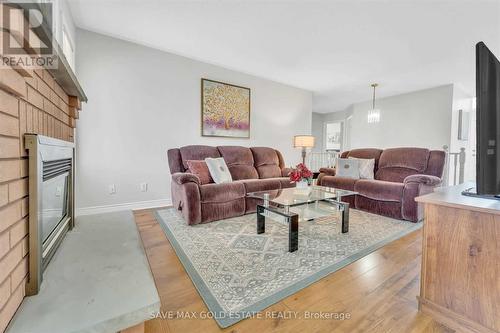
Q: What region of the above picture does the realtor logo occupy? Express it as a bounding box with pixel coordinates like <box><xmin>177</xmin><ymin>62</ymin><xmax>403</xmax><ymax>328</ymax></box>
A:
<box><xmin>1</xmin><ymin>2</ymin><xmax>57</xmax><ymax>68</ymax></box>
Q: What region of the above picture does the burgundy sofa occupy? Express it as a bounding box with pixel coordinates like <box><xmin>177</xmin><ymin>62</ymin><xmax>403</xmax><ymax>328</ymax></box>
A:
<box><xmin>167</xmin><ymin>145</ymin><xmax>294</xmax><ymax>225</ymax></box>
<box><xmin>317</xmin><ymin>147</ymin><xmax>445</xmax><ymax>222</ymax></box>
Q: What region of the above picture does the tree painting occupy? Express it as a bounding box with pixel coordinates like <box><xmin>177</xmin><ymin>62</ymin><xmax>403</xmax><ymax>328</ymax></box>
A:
<box><xmin>202</xmin><ymin>79</ymin><xmax>250</xmax><ymax>138</ymax></box>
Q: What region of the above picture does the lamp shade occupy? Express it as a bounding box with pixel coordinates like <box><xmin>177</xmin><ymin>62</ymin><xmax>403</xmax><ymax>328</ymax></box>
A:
<box><xmin>294</xmin><ymin>135</ymin><xmax>315</xmax><ymax>148</ymax></box>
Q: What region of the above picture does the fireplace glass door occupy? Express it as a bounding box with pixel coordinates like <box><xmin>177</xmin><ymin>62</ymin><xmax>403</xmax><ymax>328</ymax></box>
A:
<box><xmin>41</xmin><ymin>172</ymin><xmax>69</xmax><ymax>244</ymax></box>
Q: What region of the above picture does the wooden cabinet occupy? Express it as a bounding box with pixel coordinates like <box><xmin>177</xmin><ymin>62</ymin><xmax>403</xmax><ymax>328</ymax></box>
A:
<box><xmin>416</xmin><ymin>184</ymin><xmax>500</xmax><ymax>333</ymax></box>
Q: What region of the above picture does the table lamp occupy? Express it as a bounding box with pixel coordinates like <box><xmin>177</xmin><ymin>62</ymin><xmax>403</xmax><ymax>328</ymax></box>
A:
<box><xmin>294</xmin><ymin>135</ymin><xmax>315</xmax><ymax>165</ymax></box>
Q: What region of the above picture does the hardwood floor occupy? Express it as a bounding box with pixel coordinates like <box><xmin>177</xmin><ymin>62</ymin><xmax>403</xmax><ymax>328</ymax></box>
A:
<box><xmin>133</xmin><ymin>209</ymin><xmax>453</xmax><ymax>333</ymax></box>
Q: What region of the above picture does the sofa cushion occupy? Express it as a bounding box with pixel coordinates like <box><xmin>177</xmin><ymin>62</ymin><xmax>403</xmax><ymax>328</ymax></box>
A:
<box><xmin>199</xmin><ymin>182</ymin><xmax>245</xmax><ymax>203</ymax></box>
<box><xmin>205</xmin><ymin>157</ymin><xmax>233</xmax><ymax>184</ymax></box>
<box><xmin>354</xmin><ymin>179</ymin><xmax>404</xmax><ymax>202</ymax></box>
<box><xmin>376</xmin><ymin>148</ymin><xmax>430</xmax><ymax>182</ymax></box>
<box><xmin>320</xmin><ymin>176</ymin><xmax>359</xmax><ymax>191</ymax></box>
<box><xmin>375</xmin><ymin>168</ymin><xmax>420</xmax><ymax>183</ymax></box>
<box><xmin>167</xmin><ymin>148</ymin><xmax>184</xmax><ymax>173</ymax></box>
<box><xmin>425</xmin><ymin>150</ymin><xmax>446</xmax><ymax>178</ymax></box>
<box><xmin>186</xmin><ymin>160</ymin><xmax>213</xmax><ymax>185</ymax></box>
<box><xmin>179</xmin><ymin>145</ymin><xmax>221</xmax><ymax>170</ymax></box>
<box><xmin>240</xmin><ymin>178</ymin><xmax>282</xmax><ymax>193</ymax></box>
<box><xmin>336</xmin><ymin>158</ymin><xmax>360</xmax><ymax>179</ymax></box>
<box><xmin>217</xmin><ymin>146</ymin><xmax>259</xmax><ymax>180</ymax></box>
<box><xmin>251</xmin><ymin>147</ymin><xmax>281</xmax><ymax>178</ymax></box>
<box><xmin>349</xmin><ymin>157</ymin><xmax>375</xmax><ymax>179</ymax></box>
<box><xmin>344</xmin><ymin>148</ymin><xmax>383</xmax><ymax>171</ymax></box>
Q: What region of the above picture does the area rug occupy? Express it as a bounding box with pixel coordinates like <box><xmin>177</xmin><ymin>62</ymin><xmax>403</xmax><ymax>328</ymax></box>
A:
<box><xmin>155</xmin><ymin>206</ymin><xmax>421</xmax><ymax>328</ymax></box>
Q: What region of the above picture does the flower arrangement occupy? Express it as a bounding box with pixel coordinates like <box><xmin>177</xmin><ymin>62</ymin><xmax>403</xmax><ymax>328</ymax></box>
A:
<box><xmin>289</xmin><ymin>163</ymin><xmax>313</xmax><ymax>184</ymax></box>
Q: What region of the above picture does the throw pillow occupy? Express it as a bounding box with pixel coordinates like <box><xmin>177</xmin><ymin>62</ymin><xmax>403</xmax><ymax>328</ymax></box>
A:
<box><xmin>348</xmin><ymin>157</ymin><xmax>375</xmax><ymax>179</ymax></box>
<box><xmin>186</xmin><ymin>160</ymin><xmax>213</xmax><ymax>185</ymax></box>
<box><xmin>336</xmin><ymin>158</ymin><xmax>360</xmax><ymax>179</ymax></box>
<box><xmin>205</xmin><ymin>157</ymin><xmax>233</xmax><ymax>184</ymax></box>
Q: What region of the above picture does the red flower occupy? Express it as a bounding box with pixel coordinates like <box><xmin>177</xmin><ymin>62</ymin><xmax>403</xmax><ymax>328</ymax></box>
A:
<box><xmin>289</xmin><ymin>163</ymin><xmax>313</xmax><ymax>183</ymax></box>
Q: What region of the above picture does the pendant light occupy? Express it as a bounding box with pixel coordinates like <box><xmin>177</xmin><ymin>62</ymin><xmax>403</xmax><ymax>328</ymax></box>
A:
<box><xmin>367</xmin><ymin>83</ymin><xmax>381</xmax><ymax>123</ymax></box>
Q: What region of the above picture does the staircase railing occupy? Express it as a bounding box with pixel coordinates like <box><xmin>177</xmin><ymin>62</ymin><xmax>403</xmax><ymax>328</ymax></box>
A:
<box><xmin>307</xmin><ymin>151</ymin><xmax>340</xmax><ymax>172</ymax></box>
<box><xmin>443</xmin><ymin>145</ymin><xmax>466</xmax><ymax>186</ymax></box>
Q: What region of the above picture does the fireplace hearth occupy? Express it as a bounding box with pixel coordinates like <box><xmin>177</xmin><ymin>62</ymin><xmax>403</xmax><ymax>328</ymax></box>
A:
<box><xmin>25</xmin><ymin>134</ymin><xmax>75</xmax><ymax>295</ymax></box>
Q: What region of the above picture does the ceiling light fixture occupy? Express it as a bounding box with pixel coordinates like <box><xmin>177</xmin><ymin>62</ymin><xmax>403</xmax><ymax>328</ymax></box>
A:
<box><xmin>367</xmin><ymin>83</ymin><xmax>381</xmax><ymax>123</ymax></box>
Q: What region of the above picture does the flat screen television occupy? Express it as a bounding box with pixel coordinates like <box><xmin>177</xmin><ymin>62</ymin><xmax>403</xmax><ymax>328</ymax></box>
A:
<box><xmin>473</xmin><ymin>42</ymin><xmax>500</xmax><ymax>196</ymax></box>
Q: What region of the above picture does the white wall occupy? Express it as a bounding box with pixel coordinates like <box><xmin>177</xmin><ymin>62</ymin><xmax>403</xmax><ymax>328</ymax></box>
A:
<box><xmin>315</xmin><ymin>85</ymin><xmax>453</xmax><ymax>151</ymax></box>
<box><xmin>311</xmin><ymin>113</ymin><xmax>324</xmax><ymax>152</ymax></box>
<box><xmin>348</xmin><ymin>85</ymin><xmax>453</xmax><ymax>150</ymax></box>
<box><xmin>74</xmin><ymin>29</ymin><xmax>312</xmax><ymax>214</ymax></box>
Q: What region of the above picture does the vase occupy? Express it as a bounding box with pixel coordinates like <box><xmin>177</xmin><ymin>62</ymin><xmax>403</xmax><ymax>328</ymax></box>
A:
<box><xmin>296</xmin><ymin>179</ymin><xmax>309</xmax><ymax>188</ymax></box>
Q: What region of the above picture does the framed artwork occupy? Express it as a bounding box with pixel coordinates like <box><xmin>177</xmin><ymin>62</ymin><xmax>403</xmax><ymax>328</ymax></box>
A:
<box><xmin>325</xmin><ymin>121</ymin><xmax>343</xmax><ymax>151</ymax></box>
<box><xmin>201</xmin><ymin>78</ymin><xmax>251</xmax><ymax>138</ymax></box>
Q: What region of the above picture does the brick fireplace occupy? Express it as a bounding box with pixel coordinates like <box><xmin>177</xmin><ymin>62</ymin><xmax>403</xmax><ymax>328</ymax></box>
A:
<box><xmin>0</xmin><ymin>64</ymin><xmax>82</xmax><ymax>333</ymax></box>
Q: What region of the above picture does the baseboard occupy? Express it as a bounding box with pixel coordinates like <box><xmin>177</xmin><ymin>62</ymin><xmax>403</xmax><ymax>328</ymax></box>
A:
<box><xmin>76</xmin><ymin>199</ymin><xmax>172</xmax><ymax>216</ymax></box>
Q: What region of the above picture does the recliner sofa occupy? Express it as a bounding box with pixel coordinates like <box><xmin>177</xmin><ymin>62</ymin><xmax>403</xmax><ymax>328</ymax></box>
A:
<box><xmin>167</xmin><ymin>145</ymin><xmax>294</xmax><ymax>225</ymax></box>
<box><xmin>317</xmin><ymin>147</ymin><xmax>445</xmax><ymax>222</ymax></box>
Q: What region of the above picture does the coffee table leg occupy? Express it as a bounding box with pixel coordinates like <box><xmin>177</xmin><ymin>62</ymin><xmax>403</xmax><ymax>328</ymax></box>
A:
<box><xmin>340</xmin><ymin>202</ymin><xmax>349</xmax><ymax>233</ymax></box>
<box><xmin>288</xmin><ymin>214</ymin><xmax>299</xmax><ymax>252</ymax></box>
<box><xmin>257</xmin><ymin>205</ymin><xmax>265</xmax><ymax>234</ymax></box>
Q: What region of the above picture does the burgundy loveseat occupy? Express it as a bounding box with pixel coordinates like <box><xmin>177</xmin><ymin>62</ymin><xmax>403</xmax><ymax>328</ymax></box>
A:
<box><xmin>317</xmin><ymin>147</ymin><xmax>445</xmax><ymax>222</ymax></box>
<box><xmin>167</xmin><ymin>145</ymin><xmax>295</xmax><ymax>225</ymax></box>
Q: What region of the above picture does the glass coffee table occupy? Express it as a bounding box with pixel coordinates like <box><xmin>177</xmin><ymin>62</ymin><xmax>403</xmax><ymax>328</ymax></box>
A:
<box><xmin>246</xmin><ymin>186</ymin><xmax>357</xmax><ymax>252</ymax></box>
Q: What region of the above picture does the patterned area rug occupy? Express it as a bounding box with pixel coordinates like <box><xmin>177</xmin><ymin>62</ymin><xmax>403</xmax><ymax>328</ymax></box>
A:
<box><xmin>155</xmin><ymin>206</ymin><xmax>421</xmax><ymax>327</ymax></box>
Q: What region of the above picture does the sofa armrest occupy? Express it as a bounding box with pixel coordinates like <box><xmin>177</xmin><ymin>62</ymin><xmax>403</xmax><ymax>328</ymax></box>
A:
<box><xmin>171</xmin><ymin>172</ymin><xmax>200</xmax><ymax>185</ymax></box>
<box><xmin>403</xmin><ymin>174</ymin><xmax>441</xmax><ymax>186</ymax></box>
<box><xmin>281</xmin><ymin>167</ymin><xmax>293</xmax><ymax>177</ymax></box>
<box><xmin>319</xmin><ymin>167</ymin><xmax>336</xmax><ymax>176</ymax></box>
<box><xmin>402</xmin><ymin>174</ymin><xmax>442</xmax><ymax>222</ymax></box>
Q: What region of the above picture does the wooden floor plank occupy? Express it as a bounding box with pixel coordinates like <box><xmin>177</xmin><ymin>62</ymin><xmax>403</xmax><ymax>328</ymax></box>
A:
<box><xmin>134</xmin><ymin>210</ymin><xmax>452</xmax><ymax>333</ymax></box>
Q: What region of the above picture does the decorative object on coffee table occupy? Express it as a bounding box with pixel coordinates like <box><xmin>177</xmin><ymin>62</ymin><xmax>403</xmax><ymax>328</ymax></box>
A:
<box><xmin>294</xmin><ymin>135</ymin><xmax>315</xmax><ymax>164</ymax></box>
<box><xmin>289</xmin><ymin>163</ymin><xmax>313</xmax><ymax>188</ymax></box>
<box><xmin>201</xmin><ymin>78</ymin><xmax>250</xmax><ymax>138</ymax></box>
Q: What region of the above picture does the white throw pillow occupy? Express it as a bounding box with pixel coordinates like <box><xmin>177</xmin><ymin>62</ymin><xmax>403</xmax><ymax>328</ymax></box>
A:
<box><xmin>336</xmin><ymin>158</ymin><xmax>360</xmax><ymax>179</ymax></box>
<box><xmin>348</xmin><ymin>157</ymin><xmax>375</xmax><ymax>179</ymax></box>
<box><xmin>204</xmin><ymin>158</ymin><xmax>233</xmax><ymax>184</ymax></box>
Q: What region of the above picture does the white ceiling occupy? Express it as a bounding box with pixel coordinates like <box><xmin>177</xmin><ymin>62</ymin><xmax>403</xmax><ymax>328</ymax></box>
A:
<box><xmin>67</xmin><ymin>0</ymin><xmax>500</xmax><ymax>113</ymax></box>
